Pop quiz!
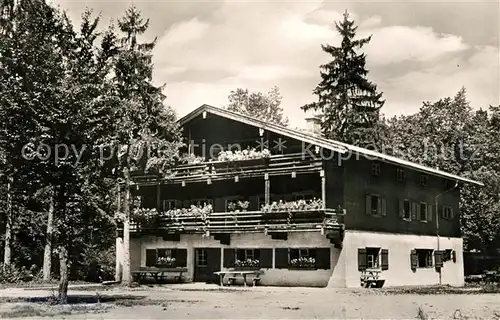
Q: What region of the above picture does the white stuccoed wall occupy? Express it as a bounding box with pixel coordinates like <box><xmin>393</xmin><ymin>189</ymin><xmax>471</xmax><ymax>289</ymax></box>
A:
<box><xmin>131</xmin><ymin>231</ymin><xmax>342</xmax><ymax>287</ymax></box>
<box><xmin>122</xmin><ymin>230</ymin><xmax>464</xmax><ymax>288</ymax></box>
<box><xmin>339</xmin><ymin>230</ymin><xmax>464</xmax><ymax>288</ymax></box>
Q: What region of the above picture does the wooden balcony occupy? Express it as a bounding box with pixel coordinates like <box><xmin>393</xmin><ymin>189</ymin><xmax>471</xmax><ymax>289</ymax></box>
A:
<box><xmin>132</xmin><ymin>153</ymin><xmax>323</xmax><ymax>186</ymax></box>
<box><xmin>130</xmin><ymin>208</ymin><xmax>344</xmax><ymax>235</ymax></box>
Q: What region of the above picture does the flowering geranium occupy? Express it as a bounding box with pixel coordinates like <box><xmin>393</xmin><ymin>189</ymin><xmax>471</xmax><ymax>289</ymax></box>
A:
<box><xmin>261</xmin><ymin>199</ymin><xmax>323</xmax><ymax>213</ymax></box>
<box><xmin>290</xmin><ymin>257</ymin><xmax>315</xmax><ymax>268</ymax></box>
<box><xmin>157</xmin><ymin>256</ymin><xmax>176</xmax><ymax>267</ymax></box>
<box><xmin>234</xmin><ymin>259</ymin><xmax>260</xmax><ymax>268</ymax></box>
<box><xmin>216</xmin><ymin>148</ymin><xmax>271</xmax><ymax>162</ymax></box>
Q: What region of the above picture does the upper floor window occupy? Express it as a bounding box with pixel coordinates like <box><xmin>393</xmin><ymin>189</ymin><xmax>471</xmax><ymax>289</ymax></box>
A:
<box><xmin>399</xmin><ymin>199</ymin><xmax>411</xmax><ymax>220</ymax></box>
<box><xmin>162</xmin><ymin>200</ymin><xmax>177</xmax><ymax>211</ymax></box>
<box><xmin>420</xmin><ymin>175</ymin><xmax>428</xmax><ymax>187</ymax></box>
<box><xmin>366</xmin><ymin>194</ymin><xmax>386</xmax><ymax>216</ymax></box>
<box><xmin>372</xmin><ymin>163</ymin><xmax>381</xmax><ymax>177</ymax></box>
<box><xmin>419</xmin><ymin>203</ymin><xmax>428</xmax><ymax>222</ymax></box>
<box><xmin>397</xmin><ymin>168</ymin><xmax>405</xmax><ymax>182</ymax></box>
<box><xmin>442</xmin><ymin>206</ymin><xmax>453</xmax><ymax>220</ymax></box>
<box><xmin>191</xmin><ymin>199</ymin><xmax>213</xmax><ymax>207</ymax></box>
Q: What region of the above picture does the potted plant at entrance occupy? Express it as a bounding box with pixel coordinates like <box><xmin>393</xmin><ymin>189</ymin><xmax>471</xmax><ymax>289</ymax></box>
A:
<box><xmin>234</xmin><ymin>259</ymin><xmax>260</xmax><ymax>271</ymax></box>
<box><xmin>157</xmin><ymin>256</ymin><xmax>176</xmax><ymax>268</ymax></box>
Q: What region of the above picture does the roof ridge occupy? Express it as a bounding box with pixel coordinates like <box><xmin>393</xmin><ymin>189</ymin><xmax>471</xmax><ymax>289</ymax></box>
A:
<box><xmin>178</xmin><ymin>104</ymin><xmax>483</xmax><ymax>186</ymax></box>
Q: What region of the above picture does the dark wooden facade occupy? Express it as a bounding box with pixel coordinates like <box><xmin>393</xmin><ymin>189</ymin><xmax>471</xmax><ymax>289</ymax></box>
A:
<box><xmin>131</xmin><ymin>108</ymin><xmax>462</xmax><ymax>240</ymax></box>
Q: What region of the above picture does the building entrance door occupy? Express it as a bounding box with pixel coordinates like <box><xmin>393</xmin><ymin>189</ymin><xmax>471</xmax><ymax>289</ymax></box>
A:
<box><xmin>193</xmin><ymin>248</ymin><xmax>221</xmax><ymax>283</ymax></box>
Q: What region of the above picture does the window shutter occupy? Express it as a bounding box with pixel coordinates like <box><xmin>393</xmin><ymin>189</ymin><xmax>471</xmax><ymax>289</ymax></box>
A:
<box><xmin>175</xmin><ymin>249</ymin><xmax>187</xmax><ymax>267</ymax></box>
<box><xmin>223</xmin><ymin>248</ymin><xmax>236</xmax><ymax>268</ymax></box>
<box><xmin>450</xmin><ymin>207</ymin><xmax>454</xmax><ymax>219</ymax></box>
<box><xmin>377</xmin><ymin>197</ymin><xmax>382</xmax><ymax>215</ymax></box>
<box><xmin>452</xmin><ymin>250</ymin><xmax>457</xmax><ymax>263</ymax></box>
<box><xmin>146</xmin><ymin>249</ymin><xmax>157</xmax><ymax>267</ymax></box>
<box><xmin>381</xmin><ymin>198</ymin><xmax>387</xmax><ymax>216</ymax></box>
<box><xmin>315</xmin><ymin>248</ymin><xmax>331</xmax><ymax>269</ymax></box>
<box><xmin>410</xmin><ymin>250</ymin><xmax>418</xmax><ymax>270</ymax></box>
<box><xmin>214</xmin><ymin>198</ymin><xmax>225</xmax><ymax>212</ymax></box>
<box><xmin>411</xmin><ymin>203</ymin><xmax>418</xmax><ymax>220</ymax></box>
<box><xmin>365</xmin><ymin>195</ymin><xmax>371</xmax><ymax>215</ymax></box>
<box><xmin>275</xmin><ymin>248</ymin><xmax>289</xmax><ymax>269</ymax></box>
<box><xmin>398</xmin><ymin>200</ymin><xmax>404</xmax><ymax>218</ymax></box>
<box><xmin>175</xmin><ymin>200</ymin><xmax>183</xmax><ymax>209</ymax></box>
<box><xmin>248</xmin><ymin>196</ymin><xmax>259</xmax><ymax>211</ymax></box>
<box><xmin>434</xmin><ymin>250</ymin><xmax>443</xmax><ymax>268</ymax></box>
<box><xmin>427</xmin><ymin>204</ymin><xmax>433</xmax><ymax>222</ymax></box>
<box><xmin>381</xmin><ymin>249</ymin><xmax>389</xmax><ymax>270</ymax></box>
<box><xmin>358</xmin><ymin>248</ymin><xmax>367</xmax><ymax>271</ymax></box>
<box><xmin>259</xmin><ymin>249</ymin><xmax>273</xmax><ymax>268</ymax></box>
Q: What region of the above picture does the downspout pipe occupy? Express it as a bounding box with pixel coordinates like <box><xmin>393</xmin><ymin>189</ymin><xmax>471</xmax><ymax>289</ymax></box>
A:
<box><xmin>434</xmin><ymin>180</ymin><xmax>459</xmax><ymax>284</ymax></box>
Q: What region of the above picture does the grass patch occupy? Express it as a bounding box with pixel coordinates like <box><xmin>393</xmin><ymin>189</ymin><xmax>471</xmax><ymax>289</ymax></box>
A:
<box><xmin>381</xmin><ymin>284</ymin><xmax>500</xmax><ymax>295</ymax></box>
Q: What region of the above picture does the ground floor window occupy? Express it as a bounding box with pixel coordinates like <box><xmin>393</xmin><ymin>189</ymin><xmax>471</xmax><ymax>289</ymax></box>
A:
<box><xmin>366</xmin><ymin>247</ymin><xmax>380</xmax><ymax>269</ymax></box>
<box><xmin>358</xmin><ymin>247</ymin><xmax>389</xmax><ymax>271</ymax></box>
<box><xmin>288</xmin><ymin>248</ymin><xmax>316</xmax><ymax>269</ymax></box>
<box><xmin>145</xmin><ymin>248</ymin><xmax>188</xmax><ymax>267</ymax></box>
<box><xmin>411</xmin><ymin>249</ymin><xmax>433</xmax><ymax>269</ymax></box>
<box><xmin>236</xmin><ymin>248</ymin><xmax>260</xmax><ymax>262</ymax></box>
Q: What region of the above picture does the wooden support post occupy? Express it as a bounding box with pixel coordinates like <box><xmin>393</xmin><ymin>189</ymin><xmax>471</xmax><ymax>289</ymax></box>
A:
<box><xmin>156</xmin><ymin>181</ymin><xmax>161</xmax><ymax>211</ymax></box>
<box><xmin>320</xmin><ymin>169</ymin><xmax>326</xmax><ymax>209</ymax></box>
<box><xmin>264</xmin><ymin>173</ymin><xmax>270</xmax><ymax>205</ymax></box>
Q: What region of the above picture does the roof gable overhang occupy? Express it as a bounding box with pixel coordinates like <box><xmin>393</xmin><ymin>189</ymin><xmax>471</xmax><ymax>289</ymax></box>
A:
<box><xmin>178</xmin><ymin>104</ymin><xmax>484</xmax><ymax>187</ymax></box>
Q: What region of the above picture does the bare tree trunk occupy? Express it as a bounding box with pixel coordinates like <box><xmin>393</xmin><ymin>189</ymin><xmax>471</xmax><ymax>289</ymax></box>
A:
<box><xmin>115</xmin><ymin>183</ymin><xmax>122</xmax><ymax>282</ymax></box>
<box><xmin>42</xmin><ymin>193</ymin><xmax>54</xmax><ymax>281</ymax></box>
<box><xmin>3</xmin><ymin>176</ymin><xmax>12</xmax><ymax>268</ymax></box>
<box><xmin>122</xmin><ymin>168</ymin><xmax>131</xmax><ymax>285</ymax></box>
<box><xmin>58</xmin><ymin>246</ymin><xmax>69</xmax><ymax>304</ymax></box>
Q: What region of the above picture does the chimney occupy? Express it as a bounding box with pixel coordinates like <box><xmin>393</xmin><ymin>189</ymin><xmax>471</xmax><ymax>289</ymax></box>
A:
<box><xmin>305</xmin><ymin>114</ymin><xmax>322</xmax><ymax>135</ymax></box>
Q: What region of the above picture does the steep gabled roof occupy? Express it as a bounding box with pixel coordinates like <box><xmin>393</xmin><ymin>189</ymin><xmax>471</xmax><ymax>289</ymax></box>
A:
<box><xmin>179</xmin><ymin>104</ymin><xmax>483</xmax><ymax>186</ymax></box>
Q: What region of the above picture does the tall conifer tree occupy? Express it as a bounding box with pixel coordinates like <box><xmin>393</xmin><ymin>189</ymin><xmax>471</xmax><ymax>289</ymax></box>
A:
<box><xmin>302</xmin><ymin>11</ymin><xmax>384</xmax><ymax>148</ymax></box>
<box><xmin>113</xmin><ymin>6</ymin><xmax>183</xmax><ymax>285</ymax></box>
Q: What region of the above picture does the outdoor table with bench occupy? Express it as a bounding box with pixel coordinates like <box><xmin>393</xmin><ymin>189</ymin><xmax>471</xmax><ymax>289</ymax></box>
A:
<box><xmin>360</xmin><ymin>269</ymin><xmax>385</xmax><ymax>288</ymax></box>
<box><xmin>132</xmin><ymin>267</ymin><xmax>188</xmax><ymax>283</ymax></box>
<box><xmin>214</xmin><ymin>269</ymin><xmax>263</xmax><ymax>287</ymax></box>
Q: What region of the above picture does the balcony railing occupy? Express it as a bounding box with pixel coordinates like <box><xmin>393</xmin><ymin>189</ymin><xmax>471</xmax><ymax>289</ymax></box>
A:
<box><xmin>132</xmin><ymin>153</ymin><xmax>323</xmax><ymax>185</ymax></box>
<box><xmin>130</xmin><ymin>208</ymin><xmax>344</xmax><ymax>234</ymax></box>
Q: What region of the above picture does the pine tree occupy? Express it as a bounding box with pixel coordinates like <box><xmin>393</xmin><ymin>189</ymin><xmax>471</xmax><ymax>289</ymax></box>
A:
<box><xmin>113</xmin><ymin>6</ymin><xmax>183</xmax><ymax>285</ymax></box>
<box><xmin>302</xmin><ymin>11</ymin><xmax>384</xmax><ymax>147</ymax></box>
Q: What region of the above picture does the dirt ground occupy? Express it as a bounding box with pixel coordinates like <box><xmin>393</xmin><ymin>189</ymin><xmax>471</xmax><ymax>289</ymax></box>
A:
<box><xmin>1</xmin><ymin>283</ymin><xmax>500</xmax><ymax>319</ymax></box>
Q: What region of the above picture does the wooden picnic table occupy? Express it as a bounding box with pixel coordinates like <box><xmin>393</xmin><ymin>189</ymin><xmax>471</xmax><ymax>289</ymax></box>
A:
<box><xmin>132</xmin><ymin>267</ymin><xmax>188</xmax><ymax>283</ymax></box>
<box><xmin>360</xmin><ymin>269</ymin><xmax>385</xmax><ymax>288</ymax></box>
<box><xmin>214</xmin><ymin>269</ymin><xmax>263</xmax><ymax>287</ymax></box>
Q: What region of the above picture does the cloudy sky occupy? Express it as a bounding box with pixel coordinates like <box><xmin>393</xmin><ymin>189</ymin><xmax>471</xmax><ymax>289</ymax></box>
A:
<box><xmin>53</xmin><ymin>0</ymin><xmax>499</xmax><ymax>128</ymax></box>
